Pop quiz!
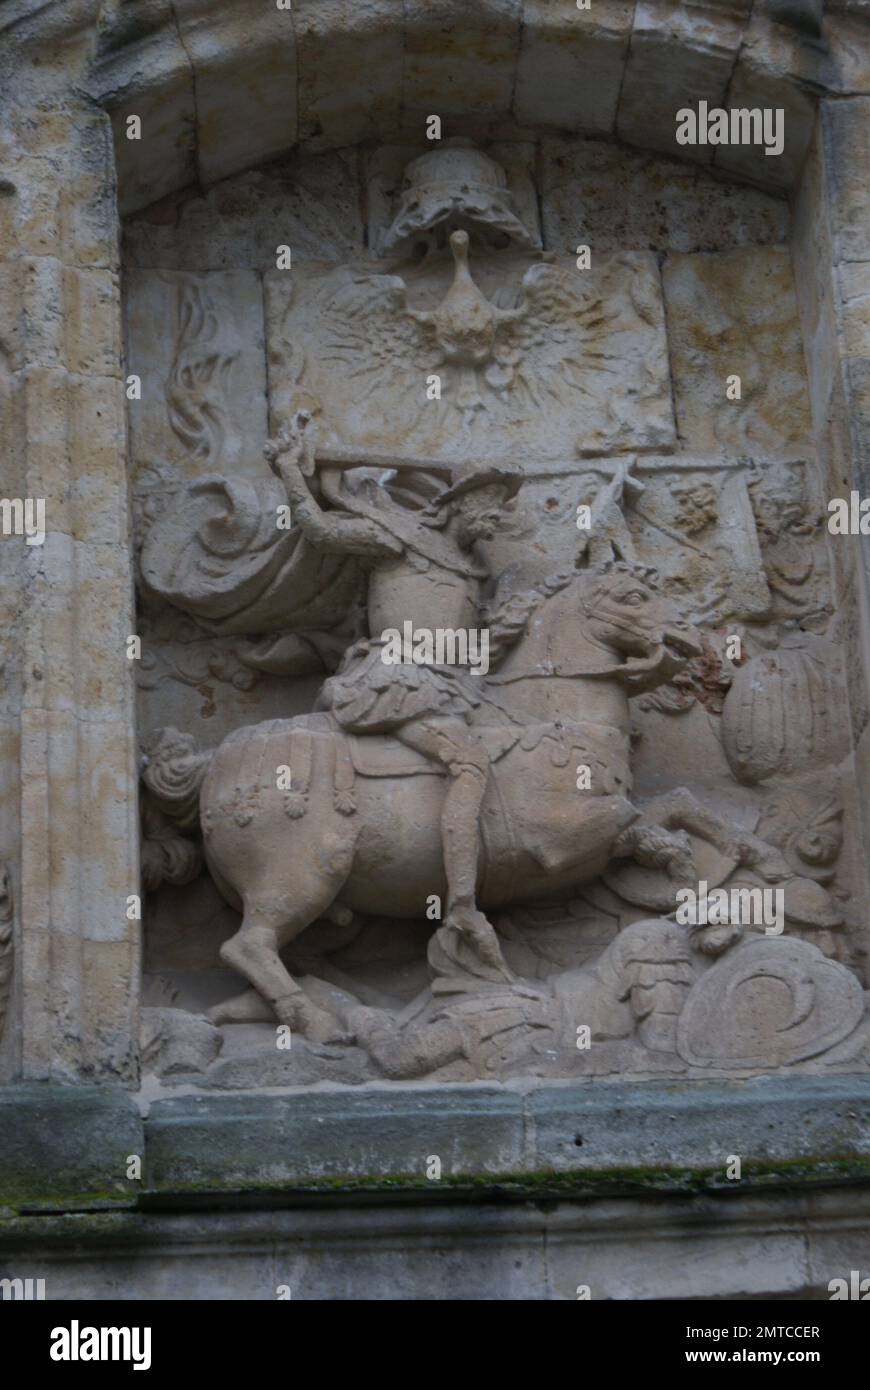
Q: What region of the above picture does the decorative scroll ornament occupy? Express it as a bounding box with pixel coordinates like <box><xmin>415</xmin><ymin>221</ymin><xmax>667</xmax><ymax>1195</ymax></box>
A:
<box><xmin>166</xmin><ymin>280</ymin><xmax>237</xmax><ymax>465</ymax></box>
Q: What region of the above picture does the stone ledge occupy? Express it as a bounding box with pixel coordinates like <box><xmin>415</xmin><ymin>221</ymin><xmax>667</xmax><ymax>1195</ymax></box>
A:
<box><xmin>3</xmin><ymin>1077</ymin><xmax>870</xmax><ymax>1215</ymax></box>
<box><xmin>142</xmin><ymin>1076</ymin><xmax>870</xmax><ymax>1198</ymax></box>
<box><xmin>144</xmin><ymin>1086</ymin><xmax>526</xmax><ymax>1193</ymax></box>
<box><xmin>531</xmin><ymin>1074</ymin><xmax>870</xmax><ymax>1172</ymax></box>
<box><xmin>3</xmin><ymin>1186</ymin><xmax>870</xmax><ymax>1298</ymax></box>
<box><xmin>0</xmin><ymin>1085</ymin><xmax>143</xmax><ymax>1212</ymax></box>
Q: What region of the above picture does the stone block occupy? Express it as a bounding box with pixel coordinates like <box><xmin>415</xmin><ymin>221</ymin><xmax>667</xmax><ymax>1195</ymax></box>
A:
<box><xmin>530</xmin><ymin>1076</ymin><xmax>870</xmax><ymax>1173</ymax></box>
<box><xmin>0</xmin><ymin>1086</ymin><xmax>142</xmax><ymax>1211</ymax></box>
<box><xmin>403</xmin><ymin>0</ymin><xmax>522</xmax><ymax>124</ymax></box>
<box><xmin>62</xmin><ymin>268</ymin><xmax>123</xmax><ymax>378</ymax></box>
<box><xmin>791</xmin><ymin>116</ymin><xmax>840</xmax><ymax>427</ymax></box>
<box><xmin>540</xmin><ymin>136</ymin><xmax>788</xmax><ymax>254</ymax></box>
<box><xmin>68</xmin><ymin>374</ymin><xmax>130</xmax><ymax>547</ymax></box>
<box><xmin>838</xmin><ymin>261</ymin><xmax>870</xmax><ymax>357</ymax></box>
<box><xmin>545</xmin><ymin>1200</ymin><xmax>810</xmax><ymax>1299</ymax></box>
<box><xmin>714</xmin><ymin>15</ymin><xmax>818</xmax><ymax>190</ymax></box>
<box><xmin>92</xmin><ymin>1</ymin><xmax>197</xmax><ymax>215</ymax></box>
<box><xmin>175</xmin><ymin>0</ymin><xmax>298</xmax><ymax>185</ymax></box>
<box><xmin>824</xmin><ymin>98</ymin><xmax>870</xmax><ymax>265</ymax></box>
<box><xmin>514</xmin><ymin>0</ymin><xmax>633</xmax><ymax>134</ymax></box>
<box><xmin>25</xmin><ymin>535</ymin><xmax>135</xmax><ymax>726</ymax></box>
<box><xmin>295</xmin><ymin>0</ymin><xmax>402</xmax><ymax>150</ymax></box>
<box><xmin>617</xmin><ymin>0</ymin><xmax>747</xmax><ymax>162</ymax></box>
<box><xmin>844</xmin><ymin>356</ymin><xmax>870</xmax><ymax>492</ymax></box>
<box><xmin>662</xmin><ymin>246</ymin><xmax>812</xmax><ymax>452</ymax></box>
<box><xmin>145</xmin><ymin>1088</ymin><xmax>526</xmax><ymax>1189</ymax></box>
<box><xmin>123</xmin><ymin>151</ymin><xmax>363</xmax><ymax>270</ymax></box>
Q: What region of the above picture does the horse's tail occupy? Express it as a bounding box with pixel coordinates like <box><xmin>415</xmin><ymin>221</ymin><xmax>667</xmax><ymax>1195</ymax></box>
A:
<box><xmin>140</xmin><ymin>726</ymin><xmax>213</xmax><ymax>890</ymax></box>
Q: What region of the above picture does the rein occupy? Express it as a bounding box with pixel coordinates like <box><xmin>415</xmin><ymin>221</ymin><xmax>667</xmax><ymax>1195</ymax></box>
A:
<box><xmin>487</xmin><ymin>588</ymin><xmax>658</xmax><ymax>684</ymax></box>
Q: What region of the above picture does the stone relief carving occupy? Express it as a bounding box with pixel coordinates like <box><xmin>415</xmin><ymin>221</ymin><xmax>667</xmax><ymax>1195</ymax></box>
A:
<box><xmin>132</xmin><ymin>142</ymin><xmax>869</xmax><ymax>1086</ymax></box>
<box><xmin>265</xmin><ymin>143</ymin><xmax>675</xmax><ymax>462</ymax></box>
<box><xmin>721</xmin><ymin>638</ymin><xmax>850</xmax><ymax>784</ymax></box>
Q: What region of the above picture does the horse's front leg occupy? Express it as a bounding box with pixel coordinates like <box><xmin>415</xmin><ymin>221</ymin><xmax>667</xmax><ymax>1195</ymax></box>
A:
<box><xmin>612</xmin><ymin>816</ymin><xmax>697</xmax><ymax>884</ymax></box>
<box><xmin>632</xmin><ymin>787</ymin><xmax>791</xmax><ymax>881</ymax></box>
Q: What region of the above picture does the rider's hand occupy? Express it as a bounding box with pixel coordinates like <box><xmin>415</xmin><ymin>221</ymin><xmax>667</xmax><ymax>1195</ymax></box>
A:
<box><xmin>263</xmin><ymin>410</ymin><xmax>314</xmax><ymax>476</ymax></box>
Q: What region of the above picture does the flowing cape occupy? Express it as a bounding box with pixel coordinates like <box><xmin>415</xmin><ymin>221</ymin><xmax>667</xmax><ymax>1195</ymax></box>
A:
<box><xmin>139</xmin><ymin>474</ymin><xmax>365</xmax><ymax>637</ymax></box>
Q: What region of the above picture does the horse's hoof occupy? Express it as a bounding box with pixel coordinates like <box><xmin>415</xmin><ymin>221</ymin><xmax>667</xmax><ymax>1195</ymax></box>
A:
<box><xmin>208</xmin><ymin>989</ymin><xmax>275</xmax><ymax>1025</ymax></box>
<box><xmin>291</xmin><ymin>995</ymin><xmax>352</xmax><ymax>1045</ymax></box>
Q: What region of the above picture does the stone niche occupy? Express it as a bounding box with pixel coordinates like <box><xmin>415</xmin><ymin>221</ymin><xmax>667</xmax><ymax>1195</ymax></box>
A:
<box><xmin>3</xmin><ymin>0</ymin><xmax>870</xmax><ymax>1301</ymax></box>
<box><xmin>127</xmin><ymin>132</ymin><xmax>868</xmax><ymax>1094</ymax></box>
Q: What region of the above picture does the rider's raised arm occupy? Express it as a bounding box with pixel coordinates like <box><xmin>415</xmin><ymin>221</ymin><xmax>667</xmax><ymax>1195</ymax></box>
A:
<box><xmin>266</xmin><ymin>443</ymin><xmax>403</xmax><ymax>560</ymax></box>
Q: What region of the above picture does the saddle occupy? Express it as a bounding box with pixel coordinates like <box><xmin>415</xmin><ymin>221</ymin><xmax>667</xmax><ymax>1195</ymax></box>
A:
<box><xmin>281</xmin><ymin>719</ymin><xmax>616</xmax><ymax>818</ymax></box>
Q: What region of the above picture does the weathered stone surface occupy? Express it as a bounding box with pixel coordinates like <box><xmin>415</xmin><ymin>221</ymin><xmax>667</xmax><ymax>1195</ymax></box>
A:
<box><xmin>9</xmin><ymin>1187</ymin><xmax>870</xmax><ymax>1299</ymax></box>
<box><xmin>0</xmin><ymin>1086</ymin><xmax>142</xmax><ymax>1210</ymax></box>
<box><xmin>712</xmin><ymin>15</ymin><xmax>818</xmax><ymax>190</ymax></box>
<box><xmin>662</xmin><ymin>247</ymin><xmax>812</xmax><ymax>451</ymax></box>
<box><xmin>123</xmin><ymin>152</ymin><xmax>363</xmax><ymax>269</ymax></box>
<box><xmin>617</xmin><ymin>1</ymin><xmax>747</xmax><ymax>163</ymax></box>
<box><xmin>540</xmin><ymin>137</ymin><xmax>790</xmax><ymax>254</ymax></box>
<box><xmin>4</xmin><ymin>0</ymin><xmax>870</xmax><ymax>1304</ymax></box>
<box><xmin>295</xmin><ymin>0</ymin><xmax>402</xmax><ymax>150</ymax></box>
<box><xmin>145</xmin><ymin>1088</ymin><xmax>526</xmax><ymax>1188</ymax></box>
<box><xmin>91</xmin><ymin>1</ymin><xmax>198</xmax><ymax>215</ymax></box>
<box><xmin>403</xmin><ymin>0</ymin><xmax>522</xmax><ymax>123</ymax></box>
<box><xmin>824</xmin><ymin>98</ymin><xmax>870</xmax><ymax>266</ymax></box>
<box><xmin>514</xmin><ymin>0</ymin><xmax>633</xmax><ymax>134</ymax></box>
<box><xmin>141</xmin><ymin>1006</ymin><xmax>223</xmax><ymax>1075</ymax></box>
<box><xmin>174</xmin><ymin>0</ymin><xmax>298</xmax><ymax>185</ymax></box>
<box><xmin>1</xmin><ymin>100</ymin><xmax>140</xmax><ymax>1086</ymax></box>
<box><xmin>531</xmin><ymin>1076</ymin><xmax>870</xmax><ymax>1173</ymax></box>
<box><xmin>791</xmin><ymin>120</ymin><xmax>842</xmax><ymax>430</ymax></box>
<box><xmin>838</xmin><ymin>261</ymin><xmax>870</xmax><ymax>357</ymax></box>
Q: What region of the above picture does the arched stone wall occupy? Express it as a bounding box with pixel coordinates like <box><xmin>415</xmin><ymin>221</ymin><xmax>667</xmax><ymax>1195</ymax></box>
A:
<box><xmin>0</xmin><ymin>0</ymin><xmax>867</xmax><ymax>1103</ymax></box>
<box><xmin>3</xmin><ymin>0</ymin><xmax>870</xmax><ymax>1304</ymax></box>
<box><xmin>89</xmin><ymin>0</ymin><xmax>832</xmax><ymax>210</ymax></box>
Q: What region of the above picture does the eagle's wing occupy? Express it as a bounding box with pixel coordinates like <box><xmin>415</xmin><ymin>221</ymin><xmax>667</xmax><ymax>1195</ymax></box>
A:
<box><xmin>485</xmin><ymin>263</ymin><xmax>620</xmax><ymax>412</ymax></box>
<box><xmin>317</xmin><ymin>270</ymin><xmax>442</xmax><ymax>388</ymax></box>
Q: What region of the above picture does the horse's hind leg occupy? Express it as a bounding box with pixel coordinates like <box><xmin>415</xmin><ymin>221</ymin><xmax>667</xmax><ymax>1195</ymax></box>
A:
<box><xmin>210</xmin><ymin>903</ymin><xmax>359</xmax><ymax>1025</ymax></box>
<box><xmin>219</xmin><ymin>876</ymin><xmax>351</xmax><ymax>1044</ymax></box>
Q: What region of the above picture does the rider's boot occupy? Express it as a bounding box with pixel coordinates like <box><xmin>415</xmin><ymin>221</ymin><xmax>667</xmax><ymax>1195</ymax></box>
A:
<box><xmin>435</xmin><ymin>763</ymin><xmax>514</xmax><ymax>981</ymax></box>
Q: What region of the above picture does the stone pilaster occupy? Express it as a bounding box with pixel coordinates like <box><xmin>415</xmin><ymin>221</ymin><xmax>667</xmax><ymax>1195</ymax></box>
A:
<box><xmin>792</xmin><ymin>97</ymin><xmax>870</xmax><ymax>902</ymax></box>
<box><xmin>0</xmin><ymin>91</ymin><xmax>140</xmax><ymax>1083</ymax></box>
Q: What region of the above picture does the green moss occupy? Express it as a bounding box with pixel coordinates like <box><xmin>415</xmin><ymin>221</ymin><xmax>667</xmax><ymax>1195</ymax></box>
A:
<box><xmin>0</xmin><ymin>1188</ymin><xmax>137</xmax><ymax>1216</ymax></box>
<box><xmin>135</xmin><ymin>1152</ymin><xmax>870</xmax><ymax>1206</ymax></box>
<box><xmin>3</xmin><ymin>1154</ymin><xmax>870</xmax><ymax>1217</ymax></box>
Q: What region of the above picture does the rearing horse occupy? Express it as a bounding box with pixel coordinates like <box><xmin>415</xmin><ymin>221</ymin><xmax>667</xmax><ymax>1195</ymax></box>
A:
<box><xmin>143</xmin><ymin>565</ymin><xmax>708</xmax><ymax>1042</ymax></box>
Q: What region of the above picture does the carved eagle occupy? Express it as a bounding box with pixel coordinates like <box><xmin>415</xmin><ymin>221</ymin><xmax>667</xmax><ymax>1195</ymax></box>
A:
<box><xmin>318</xmin><ymin>231</ymin><xmax>656</xmax><ymax>425</ymax></box>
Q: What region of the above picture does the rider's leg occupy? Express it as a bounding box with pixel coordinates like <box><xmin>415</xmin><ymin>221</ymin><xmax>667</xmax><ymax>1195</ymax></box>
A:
<box><xmin>397</xmin><ymin>719</ymin><xmax>507</xmax><ymax>971</ymax></box>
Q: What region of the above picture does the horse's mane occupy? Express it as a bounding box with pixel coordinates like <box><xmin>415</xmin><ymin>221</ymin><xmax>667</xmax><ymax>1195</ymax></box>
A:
<box><xmin>483</xmin><ymin>559</ymin><xmax>660</xmax><ymax>667</ymax></box>
<box><xmin>483</xmin><ymin>567</ymin><xmax>578</xmax><ymax>666</ymax></box>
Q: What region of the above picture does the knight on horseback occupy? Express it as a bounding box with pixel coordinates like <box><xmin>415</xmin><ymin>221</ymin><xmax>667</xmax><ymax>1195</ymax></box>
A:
<box><xmin>264</xmin><ymin>411</ymin><xmax>523</xmax><ymax>978</ymax></box>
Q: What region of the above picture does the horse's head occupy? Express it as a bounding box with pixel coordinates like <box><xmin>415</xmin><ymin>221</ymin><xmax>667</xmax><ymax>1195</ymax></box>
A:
<box><xmin>578</xmin><ymin>564</ymin><xmax>702</xmax><ymax>691</ymax></box>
